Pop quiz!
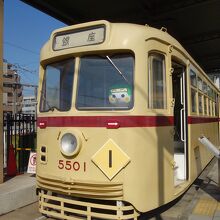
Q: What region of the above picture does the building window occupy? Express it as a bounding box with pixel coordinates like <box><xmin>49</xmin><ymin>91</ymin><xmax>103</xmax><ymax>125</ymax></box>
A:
<box><xmin>148</xmin><ymin>53</ymin><xmax>166</xmax><ymax>109</ymax></box>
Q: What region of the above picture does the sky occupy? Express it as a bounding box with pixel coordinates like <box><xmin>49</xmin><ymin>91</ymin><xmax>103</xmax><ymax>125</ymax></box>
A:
<box><xmin>3</xmin><ymin>0</ymin><xmax>66</xmax><ymax>96</ymax></box>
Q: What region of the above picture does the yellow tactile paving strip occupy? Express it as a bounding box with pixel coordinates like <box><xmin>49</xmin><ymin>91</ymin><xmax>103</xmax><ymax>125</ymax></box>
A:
<box><xmin>193</xmin><ymin>198</ymin><xmax>218</xmax><ymax>216</ymax></box>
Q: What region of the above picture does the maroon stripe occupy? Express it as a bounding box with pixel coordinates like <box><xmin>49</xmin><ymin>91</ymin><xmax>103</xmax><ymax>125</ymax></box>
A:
<box><xmin>37</xmin><ymin>115</ymin><xmax>219</xmax><ymax>128</ymax></box>
<box><xmin>37</xmin><ymin>116</ymin><xmax>174</xmax><ymax>128</ymax></box>
<box><xmin>188</xmin><ymin>116</ymin><xmax>218</xmax><ymax>124</ymax></box>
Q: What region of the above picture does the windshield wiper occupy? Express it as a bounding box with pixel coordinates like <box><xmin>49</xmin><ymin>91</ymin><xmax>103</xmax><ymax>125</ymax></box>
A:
<box><xmin>106</xmin><ymin>56</ymin><xmax>129</xmax><ymax>84</ymax></box>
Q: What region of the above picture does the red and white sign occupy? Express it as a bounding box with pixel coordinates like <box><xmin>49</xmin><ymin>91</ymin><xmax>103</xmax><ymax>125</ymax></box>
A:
<box><xmin>27</xmin><ymin>152</ymin><xmax>37</xmax><ymax>174</ymax></box>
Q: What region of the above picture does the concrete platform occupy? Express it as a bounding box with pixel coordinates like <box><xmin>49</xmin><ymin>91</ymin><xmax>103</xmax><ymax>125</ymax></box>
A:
<box><xmin>0</xmin><ymin>173</ymin><xmax>37</xmax><ymax>215</ymax></box>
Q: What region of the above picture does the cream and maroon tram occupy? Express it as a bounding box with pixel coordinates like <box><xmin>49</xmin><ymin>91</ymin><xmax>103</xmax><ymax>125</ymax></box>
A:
<box><xmin>37</xmin><ymin>20</ymin><xmax>219</xmax><ymax>220</ymax></box>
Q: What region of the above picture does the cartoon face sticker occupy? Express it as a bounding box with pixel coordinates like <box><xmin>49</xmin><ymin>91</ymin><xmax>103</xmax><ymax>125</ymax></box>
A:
<box><xmin>109</xmin><ymin>86</ymin><xmax>131</xmax><ymax>106</ymax></box>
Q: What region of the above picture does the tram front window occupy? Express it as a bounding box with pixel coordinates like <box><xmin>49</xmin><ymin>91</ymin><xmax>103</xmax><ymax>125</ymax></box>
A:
<box><xmin>40</xmin><ymin>59</ymin><xmax>75</xmax><ymax>112</ymax></box>
<box><xmin>76</xmin><ymin>53</ymin><xmax>134</xmax><ymax>110</ymax></box>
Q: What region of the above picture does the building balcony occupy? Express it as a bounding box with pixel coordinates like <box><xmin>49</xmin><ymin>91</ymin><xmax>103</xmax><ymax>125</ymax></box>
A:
<box><xmin>16</xmin><ymin>87</ymin><xmax>23</xmax><ymax>95</ymax></box>
<box><xmin>3</xmin><ymin>104</ymin><xmax>13</xmax><ymax>113</ymax></box>
<box><xmin>3</xmin><ymin>87</ymin><xmax>23</xmax><ymax>94</ymax></box>
<box><xmin>16</xmin><ymin>104</ymin><xmax>23</xmax><ymax>112</ymax></box>
<box><xmin>7</xmin><ymin>96</ymin><xmax>13</xmax><ymax>103</ymax></box>
<box><xmin>3</xmin><ymin>77</ymin><xmax>16</xmax><ymax>84</ymax></box>
<box><xmin>7</xmin><ymin>69</ymin><xmax>16</xmax><ymax>75</ymax></box>
<box><xmin>3</xmin><ymin>87</ymin><xmax>13</xmax><ymax>93</ymax></box>
<box><xmin>6</xmin><ymin>96</ymin><xmax>23</xmax><ymax>103</ymax></box>
<box><xmin>17</xmin><ymin>95</ymin><xmax>23</xmax><ymax>103</ymax></box>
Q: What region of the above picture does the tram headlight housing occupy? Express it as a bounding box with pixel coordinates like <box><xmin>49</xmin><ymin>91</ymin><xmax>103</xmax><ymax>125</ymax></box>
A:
<box><xmin>60</xmin><ymin>133</ymin><xmax>80</xmax><ymax>156</ymax></box>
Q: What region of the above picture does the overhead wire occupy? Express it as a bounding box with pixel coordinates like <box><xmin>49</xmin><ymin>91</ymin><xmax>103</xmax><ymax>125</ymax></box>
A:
<box><xmin>4</xmin><ymin>60</ymin><xmax>38</xmax><ymax>97</ymax></box>
<box><xmin>4</xmin><ymin>41</ymin><xmax>40</xmax><ymax>56</ymax></box>
<box><xmin>4</xmin><ymin>41</ymin><xmax>39</xmax><ymax>84</ymax></box>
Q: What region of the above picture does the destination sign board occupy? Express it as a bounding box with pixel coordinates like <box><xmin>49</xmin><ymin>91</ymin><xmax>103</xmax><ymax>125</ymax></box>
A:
<box><xmin>53</xmin><ymin>26</ymin><xmax>105</xmax><ymax>50</ymax></box>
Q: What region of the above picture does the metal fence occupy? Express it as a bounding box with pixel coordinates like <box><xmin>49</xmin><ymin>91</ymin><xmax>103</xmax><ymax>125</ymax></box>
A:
<box><xmin>3</xmin><ymin>113</ymin><xmax>37</xmax><ymax>174</ymax></box>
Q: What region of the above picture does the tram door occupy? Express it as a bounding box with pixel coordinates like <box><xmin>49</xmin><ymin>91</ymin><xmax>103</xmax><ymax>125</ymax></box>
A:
<box><xmin>172</xmin><ymin>61</ymin><xmax>188</xmax><ymax>186</ymax></box>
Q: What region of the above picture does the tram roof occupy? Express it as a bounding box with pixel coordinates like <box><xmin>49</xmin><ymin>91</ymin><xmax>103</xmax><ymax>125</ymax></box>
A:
<box><xmin>40</xmin><ymin>21</ymin><xmax>216</xmax><ymax>91</ymax></box>
<box><xmin>21</xmin><ymin>0</ymin><xmax>220</xmax><ymax>75</ymax></box>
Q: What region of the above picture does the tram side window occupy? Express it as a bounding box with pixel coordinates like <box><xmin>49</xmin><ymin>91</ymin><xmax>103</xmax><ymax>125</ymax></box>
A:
<box><xmin>190</xmin><ymin>70</ymin><xmax>197</xmax><ymax>87</ymax></box>
<box><xmin>191</xmin><ymin>88</ymin><xmax>197</xmax><ymax>113</ymax></box>
<box><xmin>198</xmin><ymin>77</ymin><xmax>203</xmax><ymax>91</ymax></box>
<box><xmin>198</xmin><ymin>93</ymin><xmax>203</xmax><ymax>114</ymax></box>
<box><xmin>40</xmin><ymin>59</ymin><xmax>75</xmax><ymax>112</ymax></box>
<box><xmin>212</xmin><ymin>91</ymin><xmax>215</xmax><ymax>116</ymax></box>
<box><xmin>207</xmin><ymin>86</ymin><xmax>212</xmax><ymax>116</ymax></box>
<box><xmin>148</xmin><ymin>53</ymin><xmax>166</xmax><ymax>109</ymax></box>
<box><xmin>203</xmin><ymin>82</ymin><xmax>207</xmax><ymax>94</ymax></box>
<box><xmin>190</xmin><ymin>70</ymin><xmax>197</xmax><ymax>113</ymax></box>
<box><xmin>213</xmin><ymin>101</ymin><xmax>215</xmax><ymax>116</ymax></box>
<box><xmin>204</xmin><ymin>97</ymin><xmax>207</xmax><ymax>115</ymax></box>
<box><xmin>215</xmin><ymin>94</ymin><xmax>218</xmax><ymax>116</ymax></box>
<box><xmin>207</xmin><ymin>86</ymin><xmax>212</xmax><ymax>97</ymax></box>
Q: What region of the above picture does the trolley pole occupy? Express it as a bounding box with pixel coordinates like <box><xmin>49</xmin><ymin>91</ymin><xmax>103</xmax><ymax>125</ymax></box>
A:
<box><xmin>198</xmin><ymin>136</ymin><xmax>220</xmax><ymax>187</ymax></box>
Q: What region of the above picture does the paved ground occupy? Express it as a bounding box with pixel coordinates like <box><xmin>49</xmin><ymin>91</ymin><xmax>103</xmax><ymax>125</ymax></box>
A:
<box><xmin>0</xmin><ymin>158</ymin><xmax>219</xmax><ymax>220</ymax></box>
<box><xmin>0</xmin><ymin>202</ymin><xmax>48</xmax><ymax>220</ymax></box>
<box><xmin>144</xmin><ymin>157</ymin><xmax>220</xmax><ymax>220</ymax></box>
<box><xmin>187</xmin><ymin>158</ymin><xmax>220</xmax><ymax>220</ymax></box>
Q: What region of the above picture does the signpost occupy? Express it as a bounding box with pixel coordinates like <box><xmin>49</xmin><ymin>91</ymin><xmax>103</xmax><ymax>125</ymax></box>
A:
<box><xmin>27</xmin><ymin>152</ymin><xmax>37</xmax><ymax>174</ymax></box>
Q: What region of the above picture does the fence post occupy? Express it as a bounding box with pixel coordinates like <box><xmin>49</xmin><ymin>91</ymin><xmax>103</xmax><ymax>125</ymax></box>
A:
<box><xmin>4</xmin><ymin>113</ymin><xmax>37</xmax><ymax>174</ymax></box>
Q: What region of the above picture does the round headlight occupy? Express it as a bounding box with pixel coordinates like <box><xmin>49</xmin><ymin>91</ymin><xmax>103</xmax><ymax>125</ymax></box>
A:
<box><xmin>60</xmin><ymin>133</ymin><xmax>78</xmax><ymax>156</ymax></box>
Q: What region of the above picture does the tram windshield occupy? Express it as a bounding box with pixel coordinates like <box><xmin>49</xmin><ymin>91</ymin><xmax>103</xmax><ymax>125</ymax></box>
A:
<box><xmin>76</xmin><ymin>53</ymin><xmax>134</xmax><ymax>110</ymax></box>
<box><xmin>40</xmin><ymin>59</ymin><xmax>75</xmax><ymax>112</ymax></box>
<box><xmin>40</xmin><ymin>53</ymin><xmax>134</xmax><ymax>112</ymax></box>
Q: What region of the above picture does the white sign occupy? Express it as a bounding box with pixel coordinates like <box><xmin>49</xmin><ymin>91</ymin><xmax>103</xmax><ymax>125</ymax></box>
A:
<box><xmin>27</xmin><ymin>152</ymin><xmax>37</xmax><ymax>174</ymax></box>
<box><xmin>53</xmin><ymin>26</ymin><xmax>105</xmax><ymax>50</ymax></box>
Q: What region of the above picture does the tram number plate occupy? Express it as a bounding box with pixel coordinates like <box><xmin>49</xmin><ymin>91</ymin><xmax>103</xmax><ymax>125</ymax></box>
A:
<box><xmin>58</xmin><ymin>160</ymin><xmax>86</xmax><ymax>172</ymax></box>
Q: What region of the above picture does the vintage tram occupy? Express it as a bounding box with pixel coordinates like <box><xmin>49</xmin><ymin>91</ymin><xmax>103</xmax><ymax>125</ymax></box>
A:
<box><xmin>37</xmin><ymin>20</ymin><xmax>219</xmax><ymax>220</ymax></box>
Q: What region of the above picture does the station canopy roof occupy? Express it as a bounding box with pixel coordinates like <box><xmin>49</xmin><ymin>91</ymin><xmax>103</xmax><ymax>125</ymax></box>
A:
<box><xmin>21</xmin><ymin>0</ymin><xmax>220</xmax><ymax>74</ymax></box>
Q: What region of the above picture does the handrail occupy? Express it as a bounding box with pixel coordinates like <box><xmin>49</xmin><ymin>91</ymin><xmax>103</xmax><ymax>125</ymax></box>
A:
<box><xmin>198</xmin><ymin>136</ymin><xmax>220</xmax><ymax>159</ymax></box>
<box><xmin>198</xmin><ymin>135</ymin><xmax>220</xmax><ymax>187</ymax></box>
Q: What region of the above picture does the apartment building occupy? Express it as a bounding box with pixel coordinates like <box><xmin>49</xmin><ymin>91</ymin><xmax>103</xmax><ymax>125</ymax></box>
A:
<box><xmin>22</xmin><ymin>96</ymin><xmax>37</xmax><ymax>115</ymax></box>
<box><xmin>3</xmin><ymin>62</ymin><xmax>23</xmax><ymax>114</ymax></box>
